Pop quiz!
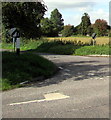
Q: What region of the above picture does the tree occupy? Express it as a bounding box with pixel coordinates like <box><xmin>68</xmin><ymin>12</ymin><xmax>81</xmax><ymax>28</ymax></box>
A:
<box><xmin>87</xmin><ymin>25</ymin><xmax>94</xmax><ymax>36</ymax></box>
<box><xmin>50</xmin><ymin>8</ymin><xmax>64</xmax><ymax>36</ymax></box>
<box><xmin>62</xmin><ymin>24</ymin><xmax>74</xmax><ymax>37</ymax></box>
<box><xmin>74</xmin><ymin>24</ymin><xmax>82</xmax><ymax>35</ymax></box>
<box><xmin>93</xmin><ymin>19</ymin><xmax>108</xmax><ymax>36</ymax></box>
<box><xmin>80</xmin><ymin>13</ymin><xmax>91</xmax><ymax>35</ymax></box>
<box><xmin>2</xmin><ymin>2</ymin><xmax>47</xmax><ymax>39</ymax></box>
<box><xmin>40</xmin><ymin>18</ymin><xmax>54</xmax><ymax>37</ymax></box>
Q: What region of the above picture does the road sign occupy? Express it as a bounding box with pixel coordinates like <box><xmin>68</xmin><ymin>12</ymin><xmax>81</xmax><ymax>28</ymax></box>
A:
<box><xmin>9</xmin><ymin>28</ymin><xmax>20</xmax><ymax>55</ymax></box>
<box><xmin>8</xmin><ymin>28</ymin><xmax>17</xmax><ymax>36</ymax></box>
<box><xmin>92</xmin><ymin>33</ymin><xmax>97</xmax><ymax>39</ymax></box>
<box><xmin>92</xmin><ymin>33</ymin><xmax>97</xmax><ymax>46</ymax></box>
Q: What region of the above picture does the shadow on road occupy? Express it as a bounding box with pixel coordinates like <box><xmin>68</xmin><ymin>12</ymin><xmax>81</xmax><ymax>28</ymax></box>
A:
<box><xmin>28</xmin><ymin>59</ymin><xmax>109</xmax><ymax>87</ymax></box>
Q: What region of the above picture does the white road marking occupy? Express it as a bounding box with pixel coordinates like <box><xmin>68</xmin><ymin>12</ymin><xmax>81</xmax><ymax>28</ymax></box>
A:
<box><xmin>9</xmin><ymin>99</ymin><xmax>46</xmax><ymax>106</ymax></box>
<box><xmin>9</xmin><ymin>93</ymin><xmax>70</xmax><ymax>106</ymax></box>
<box><xmin>44</xmin><ymin>93</ymin><xmax>70</xmax><ymax>101</ymax></box>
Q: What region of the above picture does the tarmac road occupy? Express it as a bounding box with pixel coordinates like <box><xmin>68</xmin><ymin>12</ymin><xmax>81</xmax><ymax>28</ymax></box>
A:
<box><xmin>2</xmin><ymin>55</ymin><xmax>109</xmax><ymax>118</ymax></box>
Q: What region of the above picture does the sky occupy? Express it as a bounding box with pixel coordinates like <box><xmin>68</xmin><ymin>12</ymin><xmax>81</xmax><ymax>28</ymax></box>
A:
<box><xmin>43</xmin><ymin>0</ymin><xmax>110</xmax><ymax>26</ymax></box>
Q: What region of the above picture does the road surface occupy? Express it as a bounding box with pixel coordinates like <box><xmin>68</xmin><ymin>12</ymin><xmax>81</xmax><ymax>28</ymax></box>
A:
<box><xmin>2</xmin><ymin>55</ymin><xmax>109</xmax><ymax>118</ymax></box>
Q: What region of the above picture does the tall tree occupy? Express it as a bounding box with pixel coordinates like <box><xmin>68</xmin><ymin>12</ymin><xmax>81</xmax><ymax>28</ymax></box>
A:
<box><xmin>2</xmin><ymin>2</ymin><xmax>47</xmax><ymax>39</ymax></box>
<box><xmin>93</xmin><ymin>19</ymin><xmax>108</xmax><ymax>36</ymax></box>
<box><xmin>80</xmin><ymin>13</ymin><xmax>91</xmax><ymax>35</ymax></box>
<box><xmin>40</xmin><ymin>18</ymin><xmax>54</xmax><ymax>37</ymax></box>
<box><xmin>50</xmin><ymin>8</ymin><xmax>64</xmax><ymax>36</ymax></box>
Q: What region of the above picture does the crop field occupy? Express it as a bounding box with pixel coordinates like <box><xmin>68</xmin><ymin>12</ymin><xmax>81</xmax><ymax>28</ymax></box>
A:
<box><xmin>45</xmin><ymin>37</ymin><xmax>110</xmax><ymax>45</ymax></box>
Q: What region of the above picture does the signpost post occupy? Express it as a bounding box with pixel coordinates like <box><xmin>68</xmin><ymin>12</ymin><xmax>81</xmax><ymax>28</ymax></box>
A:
<box><xmin>8</xmin><ymin>28</ymin><xmax>20</xmax><ymax>55</ymax></box>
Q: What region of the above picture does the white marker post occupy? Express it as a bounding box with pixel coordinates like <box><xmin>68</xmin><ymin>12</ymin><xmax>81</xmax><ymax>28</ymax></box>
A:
<box><xmin>16</xmin><ymin>37</ymin><xmax>20</xmax><ymax>55</ymax></box>
<box><xmin>92</xmin><ymin>33</ymin><xmax>97</xmax><ymax>46</ymax></box>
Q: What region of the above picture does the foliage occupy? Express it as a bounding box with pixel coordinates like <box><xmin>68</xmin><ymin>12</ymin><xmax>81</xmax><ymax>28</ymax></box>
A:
<box><xmin>50</xmin><ymin>8</ymin><xmax>64</xmax><ymax>36</ymax></box>
<box><xmin>74</xmin><ymin>24</ymin><xmax>81</xmax><ymax>35</ymax></box>
<box><xmin>2</xmin><ymin>51</ymin><xmax>57</xmax><ymax>90</ymax></box>
<box><xmin>80</xmin><ymin>13</ymin><xmax>91</xmax><ymax>35</ymax></box>
<box><xmin>40</xmin><ymin>11</ymin><xmax>110</xmax><ymax>37</ymax></box>
<box><xmin>2</xmin><ymin>2</ymin><xmax>47</xmax><ymax>39</ymax></box>
<box><xmin>87</xmin><ymin>25</ymin><xmax>94</xmax><ymax>36</ymax></box>
<box><xmin>93</xmin><ymin>19</ymin><xmax>108</xmax><ymax>36</ymax></box>
<box><xmin>62</xmin><ymin>25</ymin><xmax>74</xmax><ymax>37</ymax></box>
<box><xmin>2</xmin><ymin>24</ymin><xmax>12</xmax><ymax>43</ymax></box>
<box><xmin>40</xmin><ymin>18</ymin><xmax>54</xmax><ymax>37</ymax></box>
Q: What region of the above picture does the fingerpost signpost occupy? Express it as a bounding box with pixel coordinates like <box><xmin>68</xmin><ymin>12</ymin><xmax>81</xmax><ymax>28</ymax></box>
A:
<box><xmin>8</xmin><ymin>28</ymin><xmax>20</xmax><ymax>55</ymax></box>
<box><xmin>92</xmin><ymin>33</ymin><xmax>97</xmax><ymax>46</ymax></box>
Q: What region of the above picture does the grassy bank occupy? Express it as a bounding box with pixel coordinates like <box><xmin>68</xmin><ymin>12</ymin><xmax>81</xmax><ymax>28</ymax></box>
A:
<box><xmin>1</xmin><ymin>52</ymin><xmax>58</xmax><ymax>91</ymax></box>
<box><xmin>36</xmin><ymin>41</ymin><xmax>109</xmax><ymax>55</ymax></box>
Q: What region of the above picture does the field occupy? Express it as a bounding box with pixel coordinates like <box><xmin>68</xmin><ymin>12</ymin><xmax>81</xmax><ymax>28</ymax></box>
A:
<box><xmin>45</xmin><ymin>37</ymin><xmax>110</xmax><ymax>45</ymax></box>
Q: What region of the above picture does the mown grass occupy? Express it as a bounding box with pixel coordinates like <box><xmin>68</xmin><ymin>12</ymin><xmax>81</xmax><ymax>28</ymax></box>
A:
<box><xmin>1</xmin><ymin>51</ymin><xmax>57</xmax><ymax>91</ymax></box>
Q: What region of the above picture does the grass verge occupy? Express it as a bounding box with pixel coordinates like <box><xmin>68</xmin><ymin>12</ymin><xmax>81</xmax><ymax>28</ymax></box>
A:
<box><xmin>2</xmin><ymin>40</ymin><xmax>43</xmax><ymax>51</ymax></box>
<box><xmin>1</xmin><ymin>51</ymin><xmax>58</xmax><ymax>91</ymax></box>
<box><xmin>74</xmin><ymin>45</ymin><xmax>109</xmax><ymax>55</ymax></box>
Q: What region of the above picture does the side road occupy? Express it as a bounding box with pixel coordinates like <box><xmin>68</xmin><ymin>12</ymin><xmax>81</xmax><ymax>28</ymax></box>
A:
<box><xmin>2</xmin><ymin>55</ymin><xmax>109</xmax><ymax>118</ymax></box>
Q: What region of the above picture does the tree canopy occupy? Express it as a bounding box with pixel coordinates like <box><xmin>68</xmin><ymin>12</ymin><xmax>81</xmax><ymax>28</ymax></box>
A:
<box><xmin>80</xmin><ymin>13</ymin><xmax>91</xmax><ymax>35</ymax></box>
<box><xmin>2</xmin><ymin>2</ymin><xmax>47</xmax><ymax>39</ymax></box>
<box><xmin>50</xmin><ymin>8</ymin><xmax>64</xmax><ymax>36</ymax></box>
<box><xmin>40</xmin><ymin>18</ymin><xmax>54</xmax><ymax>37</ymax></box>
<box><xmin>93</xmin><ymin>19</ymin><xmax>108</xmax><ymax>36</ymax></box>
<box><xmin>62</xmin><ymin>25</ymin><xmax>74</xmax><ymax>37</ymax></box>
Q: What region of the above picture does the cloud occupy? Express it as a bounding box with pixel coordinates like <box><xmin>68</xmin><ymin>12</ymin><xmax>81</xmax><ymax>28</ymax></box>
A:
<box><xmin>44</xmin><ymin>0</ymin><xmax>96</xmax><ymax>10</ymax></box>
<box><xmin>44</xmin><ymin>0</ymin><xmax>109</xmax><ymax>26</ymax></box>
<box><xmin>63</xmin><ymin>15</ymin><xmax>81</xmax><ymax>26</ymax></box>
<box><xmin>44</xmin><ymin>1</ymin><xmax>96</xmax><ymax>21</ymax></box>
<box><xmin>89</xmin><ymin>9</ymin><xmax>109</xmax><ymax>24</ymax></box>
